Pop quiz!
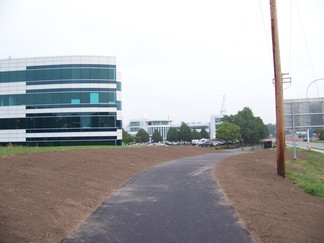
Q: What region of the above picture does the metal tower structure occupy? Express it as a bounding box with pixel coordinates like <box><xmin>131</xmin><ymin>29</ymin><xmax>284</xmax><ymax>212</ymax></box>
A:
<box><xmin>220</xmin><ymin>94</ymin><xmax>226</xmax><ymax>116</ymax></box>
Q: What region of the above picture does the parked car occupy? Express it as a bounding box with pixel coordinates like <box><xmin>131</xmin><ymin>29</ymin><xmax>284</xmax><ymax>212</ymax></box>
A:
<box><xmin>192</xmin><ymin>138</ymin><xmax>209</xmax><ymax>146</ymax></box>
<box><xmin>192</xmin><ymin>139</ymin><xmax>200</xmax><ymax>146</ymax></box>
<box><xmin>199</xmin><ymin>140</ymin><xmax>215</xmax><ymax>147</ymax></box>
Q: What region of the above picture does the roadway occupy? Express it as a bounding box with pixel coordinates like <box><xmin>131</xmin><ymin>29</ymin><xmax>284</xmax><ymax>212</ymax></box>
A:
<box><xmin>63</xmin><ymin>153</ymin><xmax>252</xmax><ymax>243</ymax></box>
<box><xmin>286</xmin><ymin>141</ymin><xmax>324</xmax><ymax>153</ymax></box>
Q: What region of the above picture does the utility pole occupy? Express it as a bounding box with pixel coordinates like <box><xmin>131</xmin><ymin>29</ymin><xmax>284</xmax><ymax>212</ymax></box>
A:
<box><xmin>270</xmin><ymin>0</ymin><xmax>285</xmax><ymax>178</ymax></box>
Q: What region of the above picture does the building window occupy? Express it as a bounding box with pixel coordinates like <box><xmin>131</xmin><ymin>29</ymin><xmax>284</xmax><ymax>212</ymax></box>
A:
<box><xmin>117</xmin><ymin>81</ymin><xmax>122</xmax><ymax>91</ymax></box>
<box><xmin>130</xmin><ymin>121</ymin><xmax>140</xmax><ymax>126</ymax></box>
<box><xmin>71</xmin><ymin>99</ymin><xmax>80</xmax><ymax>104</ymax></box>
<box><xmin>81</xmin><ymin>117</ymin><xmax>90</xmax><ymax>128</ymax></box>
<box><xmin>117</xmin><ymin>101</ymin><xmax>122</xmax><ymax>110</ymax></box>
<box><xmin>108</xmin><ymin>92</ymin><xmax>116</xmax><ymax>104</ymax></box>
<box><xmin>90</xmin><ymin>92</ymin><xmax>99</xmax><ymax>104</ymax></box>
<box><xmin>9</xmin><ymin>96</ymin><xmax>16</xmax><ymax>105</ymax></box>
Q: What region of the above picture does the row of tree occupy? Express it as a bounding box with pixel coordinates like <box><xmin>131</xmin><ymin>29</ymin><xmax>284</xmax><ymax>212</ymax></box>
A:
<box><xmin>123</xmin><ymin>107</ymin><xmax>270</xmax><ymax>145</ymax></box>
<box><xmin>122</xmin><ymin>128</ymin><xmax>150</xmax><ymax>143</ymax></box>
<box><xmin>122</xmin><ymin>123</ymin><xmax>210</xmax><ymax>144</ymax></box>
<box><xmin>167</xmin><ymin>124</ymin><xmax>209</xmax><ymax>142</ymax></box>
<box><xmin>123</xmin><ymin>128</ymin><xmax>164</xmax><ymax>143</ymax></box>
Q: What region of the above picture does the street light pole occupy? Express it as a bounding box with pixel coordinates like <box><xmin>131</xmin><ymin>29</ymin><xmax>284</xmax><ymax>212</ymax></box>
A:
<box><xmin>292</xmin><ymin>101</ymin><xmax>297</xmax><ymax>160</ymax></box>
<box><xmin>305</xmin><ymin>78</ymin><xmax>323</xmax><ymax>151</ymax></box>
<box><xmin>306</xmin><ymin>78</ymin><xmax>324</xmax><ymax>99</ymax></box>
<box><xmin>270</xmin><ymin>0</ymin><xmax>285</xmax><ymax>178</ymax></box>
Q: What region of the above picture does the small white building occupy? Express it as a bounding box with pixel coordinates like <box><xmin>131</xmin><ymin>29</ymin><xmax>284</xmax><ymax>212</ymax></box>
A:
<box><xmin>147</xmin><ymin>120</ymin><xmax>172</xmax><ymax>140</ymax></box>
<box><xmin>210</xmin><ymin>115</ymin><xmax>223</xmax><ymax>139</ymax></box>
<box><xmin>127</xmin><ymin>117</ymin><xmax>172</xmax><ymax>141</ymax></box>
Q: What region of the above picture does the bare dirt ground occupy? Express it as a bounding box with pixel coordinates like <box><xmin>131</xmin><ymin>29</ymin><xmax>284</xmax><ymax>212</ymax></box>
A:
<box><xmin>0</xmin><ymin>146</ymin><xmax>218</xmax><ymax>243</ymax></box>
<box><xmin>0</xmin><ymin>147</ymin><xmax>323</xmax><ymax>243</ymax></box>
<box><xmin>214</xmin><ymin>149</ymin><xmax>324</xmax><ymax>243</ymax></box>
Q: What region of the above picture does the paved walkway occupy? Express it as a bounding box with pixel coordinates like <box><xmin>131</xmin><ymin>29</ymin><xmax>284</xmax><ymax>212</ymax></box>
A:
<box><xmin>63</xmin><ymin>153</ymin><xmax>252</xmax><ymax>243</ymax></box>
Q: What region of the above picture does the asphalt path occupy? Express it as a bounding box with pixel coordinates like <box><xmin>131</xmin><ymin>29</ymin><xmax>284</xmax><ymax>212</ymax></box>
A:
<box><xmin>63</xmin><ymin>152</ymin><xmax>252</xmax><ymax>243</ymax></box>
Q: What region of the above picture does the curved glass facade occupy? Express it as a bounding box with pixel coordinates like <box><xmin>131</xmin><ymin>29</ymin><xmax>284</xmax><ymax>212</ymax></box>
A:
<box><xmin>0</xmin><ymin>66</ymin><xmax>116</xmax><ymax>83</ymax></box>
<box><xmin>0</xmin><ymin>92</ymin><xmax>116</xmax><ymax>106</ymax></box>
<box><xmin>0</xmin><ymin>56</ymin><xmax>122</xmax><ymax>146</ymax></box>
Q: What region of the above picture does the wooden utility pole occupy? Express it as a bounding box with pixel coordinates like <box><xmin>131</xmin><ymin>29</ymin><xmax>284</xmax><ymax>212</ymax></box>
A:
<box><xmin>270</xmin><ymin>0</ymin><xmax>285</xmax><ymax>178</ymax></box>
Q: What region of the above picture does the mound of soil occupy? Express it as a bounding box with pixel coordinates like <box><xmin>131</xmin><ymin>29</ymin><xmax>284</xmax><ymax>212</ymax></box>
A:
<box><xmin>214</xmin><ymin>149</ymin><xmax>324</xmax><ymax>243</ymax></box>
<box><xmin>0</xmin><ymin>146</ymin><xmax>217</xmax><ymax>243</ymax></box>
<box><xmin>1</xmin><ymin>147</ymin><xmax>323</xmax><ymax>243</ymax></box>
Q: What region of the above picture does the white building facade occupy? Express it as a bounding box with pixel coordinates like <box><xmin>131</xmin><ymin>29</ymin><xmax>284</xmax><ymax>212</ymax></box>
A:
<box><xmin>147</xmin><ymin>120</ymin><xmax>172</xmax><ymax>140</ymax></box>
<box><xmin>127</xmin><ymin>118</ymin><xmax>172</xmax><ymax>141</ymax></box>
<box><xmin>210</xmin><ymin>115</ymin><xmax>223</xmax><ymax>139</ymax></box>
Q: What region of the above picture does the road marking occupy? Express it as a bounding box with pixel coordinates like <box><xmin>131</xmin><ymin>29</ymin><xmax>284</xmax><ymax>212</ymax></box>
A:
<box><xmin>188</xmin><ymin>166</ymin><xmax>210</xmax><ymax>176</ymax></box>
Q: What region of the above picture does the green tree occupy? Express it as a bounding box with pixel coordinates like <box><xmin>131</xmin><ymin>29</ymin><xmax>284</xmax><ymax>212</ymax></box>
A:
<box><xmin>200</xmin><ymin>127</ymin><xmax>209</xmax><ymax>139</ymax></box>
<box><xmin>135</xmin><ymin>128</ymin><xmax>150</xmax><ymax>143</ymax></box>
<box><xmin>223</xmin><ymin>107</ymin><xmax>269</xmax><ymax>145</ymax></box>
<box><xmin>122</xmin><ymin>129</ymin><xmax>134</xmax><ymax>144</ymax></box>
<box><xmin>216</xmin><ymin>122</ymin><xmax>241</xmax><ymax>148</ymax></box>
<box><xmin>222</xmin><ymin>114</ymin><xmax>235</xmax><ymax>123</ymax></box>
<box><xmin>266</xmin><ymin>123</ymin><xmax>276</xmax><ymax>137</ymax></box>
<box><xmin>192</xmin><ymin>129</ymin><xmax>201</xmax><ymax>139</ymax></box>
<box><xmin>152</xmin><ymin>129</ymin><xmax>163</xmax><ymax>143</ymax></box>
<box><xmin>178</xmin><ymin>122</ymin><xmax>192</xmax><ymax>142</ymax></box>
<box><xmin>167</xmin><ymin>127</ymin><xmax>179</xmax><ymax>141</ymax></box>
<box><xmin>256</xmin><ymin>117</ymin><xmax>269</xmax><ymax>141</ymax></box>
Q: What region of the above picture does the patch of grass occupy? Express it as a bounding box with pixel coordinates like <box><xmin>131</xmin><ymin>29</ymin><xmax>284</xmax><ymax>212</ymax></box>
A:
<box><xmin>0</xmin><ymin>144</ymin><xmax>117</xmax><ymax>156</ymax></box>
<box><xmin>286</xmin><ymin>150</ymin><xmax>324</xmax><ymax>197</ymax></box>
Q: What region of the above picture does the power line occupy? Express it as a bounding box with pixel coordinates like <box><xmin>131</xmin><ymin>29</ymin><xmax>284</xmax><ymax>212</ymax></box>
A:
<box><xmin>294</xmin><ymin>0</ymin><xmax>320</xmax><ymax>97</ymax></box>
<box><xmin>258</xmin><ymin>0</ymin><xmax>272</xmax><ymax>65</ymax></box>
<box><xmin>287</xmin><ymin>0</ymin><xmax>293</xmax><ymax>73</ymax></box>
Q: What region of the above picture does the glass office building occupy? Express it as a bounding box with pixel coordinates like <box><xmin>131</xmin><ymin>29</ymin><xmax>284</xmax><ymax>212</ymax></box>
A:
<box><xmin>0</xmin><ymin>56</ymin><xmax>122</xmax><ymax>145</ymax></box>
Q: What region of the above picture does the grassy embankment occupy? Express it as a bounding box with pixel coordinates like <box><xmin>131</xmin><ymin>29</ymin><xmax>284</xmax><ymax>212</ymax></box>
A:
<box><xmin>0</xmin><ymin>144</ymin><xmax>120</xmax><ymax>156</ymax></box>
<box><xmin>286</xmin><ymin>148</ymin><xmax>324</xmax><ymax>197</ymax></box>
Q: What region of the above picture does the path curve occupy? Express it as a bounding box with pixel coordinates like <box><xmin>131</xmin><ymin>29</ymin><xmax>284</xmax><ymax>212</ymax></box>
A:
<box><xmin>63</xmin><ymin>153</ymin><xmax>252</xmax><ymax>243</ymax></box>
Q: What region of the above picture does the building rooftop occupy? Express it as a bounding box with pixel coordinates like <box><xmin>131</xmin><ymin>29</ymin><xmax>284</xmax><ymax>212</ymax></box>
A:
<box><xmin>0</xmin><ymin>55</ymin><xmax>116</xmax><ymax>71</ymax></box>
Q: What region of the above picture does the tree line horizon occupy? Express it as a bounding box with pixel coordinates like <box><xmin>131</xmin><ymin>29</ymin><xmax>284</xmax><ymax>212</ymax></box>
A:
<box><xmin>123</xmin><ymin>107</ymin><xmax>278</xmax><ymax>145</ymax></box>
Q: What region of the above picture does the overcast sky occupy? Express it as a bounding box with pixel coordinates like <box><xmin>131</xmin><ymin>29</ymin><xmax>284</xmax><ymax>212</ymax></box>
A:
<box><xmin>0</xmin><ymin>0</ymin><xmax>323</xmax><ymax>125</ymax></box>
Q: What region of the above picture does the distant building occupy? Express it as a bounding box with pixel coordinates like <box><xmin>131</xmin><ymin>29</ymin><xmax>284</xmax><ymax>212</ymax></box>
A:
<box><xmin>210</xmin><ymin>115</ymin><xmax>223</xmax><ymax>139</ymax></box>
<box><xmin>128</xmin><ymin>117</ymin><xmax>213</xmax><ymax>141</ymax></box>
<box><xmin>0</xmin><ymin>56</ymin><xmax>122</xmax><ymax>145</ymax></box>
<box><xmin>172</xmin><ymin>122</ymin><xmax>210</xmax><ymax>134</ymax></box>
<box><xmin>284</xmin><ymin>97</ymin><xmax>324</xmax><ymax>131</ymax></box>
<box><xmin>128</xmin><ymin>119</ymin><xmax>146</xmax><ymax>135</ymax></box>
<box><xmin>147</xmin><ymin>120</ymin><xmax>173</xmax><ymax>140</ymax></box>
<box><xmin>127</xmin><ymin>118</ymin><xmax>172</xmax><ymax>141</ymax></box>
